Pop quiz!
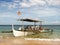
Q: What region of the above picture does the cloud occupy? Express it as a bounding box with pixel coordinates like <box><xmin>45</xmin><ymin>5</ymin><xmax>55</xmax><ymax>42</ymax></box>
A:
<box><xmin>0</xmin><ymin>0</ymin><xmax>60</xmax><ymax>17</ymax></box>
<box><xmin>0</xmin><ymin>15</ymin><xmax>11</xmax><ymax>17</ymax></box>
<box><xmin>0</xmin><ymin>0</ymin><xmax>60</xmax><ymax>9</ymax></box>
<box><xmin>20</xmin><ymin>0</ymin><xmax>46</xmax><ymax>8</ymax></box>
<box><xmin>49</xmin><ymin>21</ymin><xmax>60</xmax><ymax>25</ymax></box>
<box><xmin>0</xmin><ymin>12</ymin><xmax>18</xmax><ymax>18</ymax></box>
<box><xmin>13</xmin><ymin>0</ymin><xmax>20</xmax><ymax>2</ymax></box>
<box><xmin>0</xmin><ymin>12</ymin><xmax>12</xmax><ymax>17</ymax></box>
<box><xmin>29</xmin><ymin>7</ymin><xmax>59</xmax><ymax>17</ymax></box>
<box><xmin>20</xmin><ymin>2</ymin><xmax>31</xmax><ymax>7</ymax></box>
<box><xmin>29</xmin><ymin>0</ymin><xmax>46</xmax><ymax>5</ymax></box>
<box><xmin>0</xmin><ymin>0</ymin><xmax>60</xmax><ymax>25</ymax></box>
<box><xmin>22</xmin><ymin>0</ymin><xmax>60</xmax><ymax>7</ymax></box>
<box><xmin>46</xmin><ymin>0</ymin><xmax>60</xmax><ymax>5</ymax></box>
<box><xmin>7</xmin><ymin>3</ymin><xmax>18</xmax><ymax>9</ymax></box>
<box><xmin>43</xmin><ymin>21</ymin><xmax>60</xmax><ymax>25</ymax></box>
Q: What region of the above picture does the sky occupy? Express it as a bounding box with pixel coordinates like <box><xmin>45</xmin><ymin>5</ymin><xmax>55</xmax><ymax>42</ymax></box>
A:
<box><xmin>0</xmin><ymin>0</ymin><xmax>60</xmax><ymax>25</ymax></box>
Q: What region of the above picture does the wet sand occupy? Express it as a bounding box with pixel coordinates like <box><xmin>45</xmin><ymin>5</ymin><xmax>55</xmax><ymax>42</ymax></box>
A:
<box><xmin>0</xmin><ymin>37</ymin><xmax>60</xmax><ymax>45</ymax></box>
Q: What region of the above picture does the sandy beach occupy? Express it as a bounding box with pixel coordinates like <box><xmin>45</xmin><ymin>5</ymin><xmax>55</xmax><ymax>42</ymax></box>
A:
<box><xmin>0</xmin><ymin>37</ymin><xmax>60</xmax><ymax>45</ymax></box>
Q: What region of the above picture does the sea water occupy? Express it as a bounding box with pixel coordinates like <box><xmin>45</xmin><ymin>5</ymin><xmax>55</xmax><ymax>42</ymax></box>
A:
<box><xmin>0</xmin><ymin>25</ymin><xmax>60</xmax><ymax>39</ymax></box>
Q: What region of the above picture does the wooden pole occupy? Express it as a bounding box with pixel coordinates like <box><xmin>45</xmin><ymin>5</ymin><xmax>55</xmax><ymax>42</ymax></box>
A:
<box><xmin>21</xmin><ymin>18</ymin><xmax>25</xmax><ymax>36</ymax></box>
<box><xmin>34</xmin><ymin>22</ymin><xmax>36</xmax><ymax>30</ymax></box>
<box><xmin>39</xmin><ymin>21</ymin><xmax>42</xmax><ymax>30</ymax></box>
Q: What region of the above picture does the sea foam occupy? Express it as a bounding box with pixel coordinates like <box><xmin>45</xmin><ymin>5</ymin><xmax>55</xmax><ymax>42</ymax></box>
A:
<box><xmin>24</xmin><ymin>38</ymin><xmax>60</xmax><ymax>41</ymax></box>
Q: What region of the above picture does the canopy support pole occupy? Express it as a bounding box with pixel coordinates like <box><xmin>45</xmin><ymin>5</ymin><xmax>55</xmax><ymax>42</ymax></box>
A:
<box><xmin>34</xmin><ymin>22</ymin><xmax>36</xmax><ymax>30</ymax></box>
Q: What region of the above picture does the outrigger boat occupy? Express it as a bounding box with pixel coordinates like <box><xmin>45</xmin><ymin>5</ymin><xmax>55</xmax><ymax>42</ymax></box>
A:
<box><xmin>12</xmin><ymin>18</ymin><xmax>53</xmax><ymax>37</ymax></box>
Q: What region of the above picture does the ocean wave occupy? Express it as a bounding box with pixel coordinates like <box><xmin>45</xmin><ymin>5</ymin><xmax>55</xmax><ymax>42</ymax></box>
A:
<box><xmin>24</xmin><ymin>38</ymin><xmax>60</xmax><ymax>41</ymax></box>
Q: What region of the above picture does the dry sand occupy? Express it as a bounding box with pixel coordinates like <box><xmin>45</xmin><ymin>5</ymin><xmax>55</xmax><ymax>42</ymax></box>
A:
<box><xmin>0</xmin><ymin>37</ymin><xmax>60</xmax><ymax>45</ymax></box>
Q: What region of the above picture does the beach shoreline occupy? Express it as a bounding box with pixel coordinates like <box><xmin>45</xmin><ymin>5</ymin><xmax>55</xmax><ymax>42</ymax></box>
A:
<box><xmin>0</xmin><ymin>37</ymin><xmax>60</xmax><ymax>45</ymax></box>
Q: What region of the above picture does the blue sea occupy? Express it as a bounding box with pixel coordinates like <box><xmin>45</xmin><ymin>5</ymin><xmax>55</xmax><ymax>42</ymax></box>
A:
<box><xmin>0</xmin><ymin>25</ymin><xmax>60</xmax><ymax>39</ymax></box>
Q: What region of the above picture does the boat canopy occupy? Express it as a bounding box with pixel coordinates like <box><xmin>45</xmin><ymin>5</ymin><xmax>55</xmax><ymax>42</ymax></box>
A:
<box><xmin>17</xmin><ymin>18</ymin><xmax>42</xmax><ymax>22</ymax></box>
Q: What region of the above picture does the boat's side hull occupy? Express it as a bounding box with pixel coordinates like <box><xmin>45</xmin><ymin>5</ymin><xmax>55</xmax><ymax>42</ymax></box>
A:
<box><xmin>12</xmin><ymin>24</ymin><xmax>28</xmax><ymax>37</ymax></box>
<box><xmin>13</xmin><ymin>29</ymin><xmax>28</xmax><ymax>37</ymax></box>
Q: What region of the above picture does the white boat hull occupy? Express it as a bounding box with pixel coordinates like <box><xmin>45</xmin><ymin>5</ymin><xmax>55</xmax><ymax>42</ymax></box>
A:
<box><xmin>12</xmin><ymin>24</ymin><xmax>33</xmax><ymax>37</ymax></box>
<box><xmin>13</xmin><ymin>29</ymin><xmax>28</xmax><ymax>37</ymax></box>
